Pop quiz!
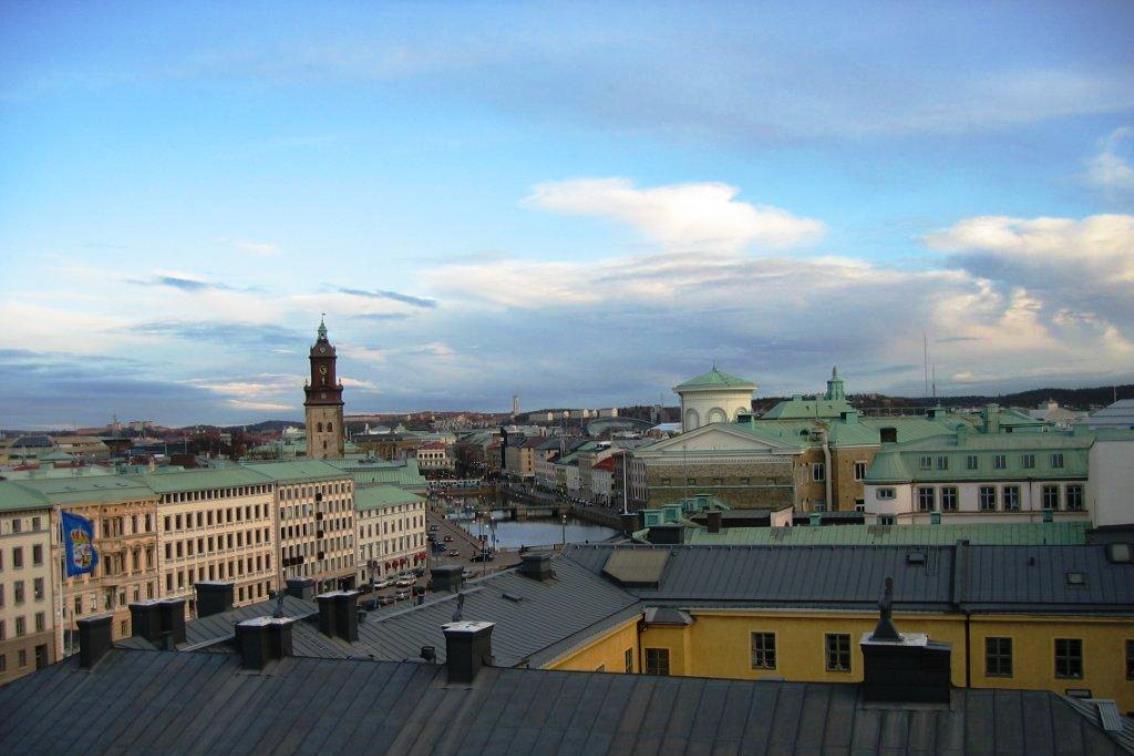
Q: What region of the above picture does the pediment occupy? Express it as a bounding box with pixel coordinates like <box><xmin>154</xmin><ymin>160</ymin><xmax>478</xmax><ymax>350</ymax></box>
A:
<box><xmin>639</xmin><ymin>424</ymin><xmax>793</xmax><ymax>454</ymax></box>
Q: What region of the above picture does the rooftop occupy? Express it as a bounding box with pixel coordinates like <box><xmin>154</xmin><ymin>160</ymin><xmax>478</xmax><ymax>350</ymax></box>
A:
<box><xmin>674</xmin><ymin>367</ymin><xmax>757</xmax><ymax>392</ymax></box>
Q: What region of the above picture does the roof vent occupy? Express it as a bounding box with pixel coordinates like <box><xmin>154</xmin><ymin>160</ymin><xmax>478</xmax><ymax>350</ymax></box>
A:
<box><xmin>502</xmin><ymin>592</ymin><xmax>523</xmax><ymax>602</ymax></box>
<box><xmin>1065</xmin><ymin>572</ymin><xmax>1086</xmax><ymax>586</ymax></box>
<box><xmin>1065</xmin><ymin>687</ymin><xmax>1093</xmax><ymax>699</ymax></box>
<box><xmin>1105</xmin><ymin>543</ymin><xmax>1132</xmax><ymax>564</ymax></box>
<box><xmin>1096</xmin><ymin>700</ymin><xmax>1123</xmax><ymax>732</ymax></box>
<box><xmin>906</xmin><ymin>552</ymin><xmax>927</xmax><ymax>565</ymax></box>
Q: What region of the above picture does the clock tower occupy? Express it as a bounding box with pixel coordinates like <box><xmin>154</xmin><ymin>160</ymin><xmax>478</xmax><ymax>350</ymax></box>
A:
<box><xmin>304</xmin><ymin>316</ymin><xmax>345</xmax><ymax>459</ymax></box>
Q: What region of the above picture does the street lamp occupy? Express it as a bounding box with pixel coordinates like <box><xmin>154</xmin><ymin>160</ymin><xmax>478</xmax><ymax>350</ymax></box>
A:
<box><xmin>561</xmin><ymin>513</ymin><xmax>567</xmax><ymax>549</ymax></box>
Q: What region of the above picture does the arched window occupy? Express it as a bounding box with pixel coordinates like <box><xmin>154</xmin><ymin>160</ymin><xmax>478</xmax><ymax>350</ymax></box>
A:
<box><xmin>707</xmin><ymin>407</ymin><xmax>727</xmax><ymax>424</ymax></box>
<box><xmin>326</xmin><ymin>422</ymin><xmax>332</xmax><ymax>432</ymax></box>
<box><xmin>685</xmin><ymin>408</ymin><xmax>700</xmax><ymax>431</ymax></box>
<box><xmin>317</xmin><ymin>422</ymin><xmax>323</xmax><ymax>432</ymax></box>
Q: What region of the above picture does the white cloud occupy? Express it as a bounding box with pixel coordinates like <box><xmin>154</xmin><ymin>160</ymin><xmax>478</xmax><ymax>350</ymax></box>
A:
<box><xmin>1086</xmin><ymin>127</ymin><xmax>1134</xmax><ymax>193</ymax></box>
<box><xmin>525</xmin><ymin>178</ymin><xmax>825</xmax><ymax>251</ymax></box>
<box><xmin>233</xmin><ymin>240</ymin><xmax>280</xmax><ymax>256</ymax></box>
<box><xmin>226</xmin><ymin>399</ymin><xmax>294</xmax><ymax>412</ymax></box>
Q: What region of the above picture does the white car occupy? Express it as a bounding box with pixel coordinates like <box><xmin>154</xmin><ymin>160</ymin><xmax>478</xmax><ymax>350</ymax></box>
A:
<box><xmin>395</xmin><ymin>576</ymin><xmax>416</xmax><ymax>588</ymax></box>
<box><xmin>372</xmin><ymin>578</ymin><xmax>391</xmax><ymax>590</ymax></box>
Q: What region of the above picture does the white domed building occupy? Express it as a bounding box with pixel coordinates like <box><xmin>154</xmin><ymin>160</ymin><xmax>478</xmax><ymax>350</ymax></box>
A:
<box><xmin>673</xmin><ymin>367</ymin><xmax>758</xmax><ymax>432</ymax></box>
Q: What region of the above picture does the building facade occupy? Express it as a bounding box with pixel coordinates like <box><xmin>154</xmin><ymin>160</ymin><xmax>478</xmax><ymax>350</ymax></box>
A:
<box><xmin>355</xmin><ymin>486</ymin><xmax>428</xmax><ymax>583</ymax></box>
<box><xmin>304</xmin><ymin>318</ymin><xmax>345</xmax><ymax>460</ymax></box>
<box><xmin>674</xmin><ymin>367</ymin><xmax>757</xmax><ymax>432</ymax></box>
<box><xmin>271</xmin><ymin>463</ymin><xmax>357</xmax><ymax>592</ymax></box>
<box><xmin>0</xmin><ymin>486</ymin><xmax>53</xmax><ymax>686</ymax></box>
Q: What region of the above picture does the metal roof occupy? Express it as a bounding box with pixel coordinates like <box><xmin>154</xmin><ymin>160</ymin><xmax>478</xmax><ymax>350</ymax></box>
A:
<box><xmin>685</xmin><ymin>522</ymin><xmax>1091</xmax><ymax>547</ymax></box>
<box><xmin>0</xmin><ymin>651</ymin><xmax>1127</xmax><ymax>755</ymax></box>
<box><xmin>354</xmin><ymin>484</ymin><xmax>423</xmax><ymax>511</ymax></box>
<box><xmin>673</xmin><ymin>367</ymin><xmax>756</xmax><ymax>391</ymax></box>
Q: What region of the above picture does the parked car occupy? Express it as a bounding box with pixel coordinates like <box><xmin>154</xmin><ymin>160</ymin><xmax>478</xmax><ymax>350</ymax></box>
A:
<box><xmin>429</xmin><ymin>524</ymin><xmax>439</xmax><ymax>532</ymax></box>
<box><xmin>395</xmin><ymin>576</ymin><xmax>415</xmax><ymax>588</ymax></box>
<box><xmin>372</xmin><ymin>578</ymin><xmax>391</xmax><ymax>590</ymax></box>
<box><xmin>377</xmin><ymin>595</ymin><xmax>396</xmax><ymax>606</ymax></box>
<box><xmin>413</xmin><ymin>567</ymin><xmax>426</xmax><ymax>577</ymax></box>
<box><xmin>471</xmin><ymin>552</ymin><xmax>495</xmax><ymax>562</ymax></box>
<box><xmin>394</xmin><ymin>589</ymin><xmax>411</xmax><ymax>601</ymax></box>
<box><xmin>443</xmin><ymin>535</ymin><xmax>453</xmax><ymax>542</ymax></box>
<box><xmin>448</xmin><ymin>549</ymin><xmax>460</xmax><ymax>557</ymax></box>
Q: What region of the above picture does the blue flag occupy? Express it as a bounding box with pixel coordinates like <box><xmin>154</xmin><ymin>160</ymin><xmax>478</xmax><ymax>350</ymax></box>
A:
<box><xmin>62</xmin><ymin>511</ymin><xmax>98</xmax><ymax>577</ymax></box>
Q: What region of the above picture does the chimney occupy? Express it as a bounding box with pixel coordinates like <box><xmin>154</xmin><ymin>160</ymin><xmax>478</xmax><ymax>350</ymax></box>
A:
<box><xmin>706</xmin><ymin>510</ymin><xmax>722</xmax><ymax>534</ymax></box>
<box><xmin>808</xmin><ymin>512</ymin><xmax>822</xmax><ymax>526</ymax></box>
<box><xmin>880</xmin><ymin>427</ymin><xmax>898</xmax><ymax>444</ymax></box>
<box><xmin>286</xmin><ymin>577</ymin><xmax>316</xmax><ymax>600</ymax></box>
<box><xmin>195</xmin><ymin>581</ymin><xmax>235</xmax><ymax>618</ymax></box>
<box><xmin>235</xmin><ymin>616</ymin><xmax>296</xmax><ymax>670</ymax></box>
<box><xmin>519</xmin><ymin>552</ymin><xmax>554</xmax><ymax>581</ymax></box>
<box><xmin>431</xmin><ymin>564</ymin><xmax>464</xmax><ymax>593</ymax></box>
<box><xmin>442</xmin><ymin>621</ymin><xmax>495</xmax><ymax>684</ymax></box>
<box><xmin>860</xmin><ymin>577</ymin><xmax>952</xmax><ymax>704</ymax></box>
<box><xmin>620</xmin><ymin>511</ymin><xmax>639</xmax><ymax>537</ymax></box>
<box><xmin>316</xmin><ymin>590</ymin><xmax>360</xmax><ymax>642</ymax></box>
<box><xmin>78</xmin><ymin>613</ymin><xmax>114</xmax><ymax>669</ymax></box>
<box><xmin>983</xmin><ymin>404</ymin><xmax>1000</xmax><ymax>434</ymax></box>
<box><xmin>129</xmin><ymin>598</ymin><xmax>186</xmax><ymax>646</ymax></box>
<box><xmin>647</xmin><ymin>523</ymin><xmax>684</xmax><ymax>545</ymax></box>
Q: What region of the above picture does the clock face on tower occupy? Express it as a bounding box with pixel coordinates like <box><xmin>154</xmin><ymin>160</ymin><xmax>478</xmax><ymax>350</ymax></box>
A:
<box><xmin>319</xmin><ymin>365</ymin><xmax>327</xmax><ymax>375</ymax></box>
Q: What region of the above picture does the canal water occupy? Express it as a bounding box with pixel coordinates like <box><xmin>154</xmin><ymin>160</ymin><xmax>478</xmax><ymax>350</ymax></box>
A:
<box><xmin>455</xmin><ymin>514</ymin><xmax>616</xmax><ymax>549</ymax></box>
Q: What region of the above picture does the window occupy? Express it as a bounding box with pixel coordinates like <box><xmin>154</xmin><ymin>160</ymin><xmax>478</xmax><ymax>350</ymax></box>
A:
<box><xmin>645</xmin><ymin>648</ymin><xmax>670</xmax><ymax>676</ymax></box>
<box><xmin>919</xmin><ymin>455</ymin><xmax>932</xmax><ymax>471</ymax></box>
<box><xmin>979</xmin><ymin>486</ymin><xmax>997</xmax><ymax>512</ymax></box>
<box><xmin>1050</xmin><ymin>453</ymin><xmax>1064</xmax><ymax>469</ymax></box>
<box><xmin>876</xmin><ymin>488</ymin><xmax>895</xmax><ymax>500</ymax></box>
<box><xmin>625</xmin><ymin>648</ymin><xmax>634</xmax><ymax>674</ymax></box>
<box><xmin>35</xmin><ymin>612</ymin><xmax>45</xmax><ymax>632</ymax></box>
<box><xmin>985</xmin><ymin>637</ymin><xmax>1013</xmax><ymax>677</ymax></box>
<box><xmin>33</xmin><ymin>578</ymin><xmax>43</xmax><ymax>601</ymax></box>
<box><xmin>751</xmin><ymin>632</ymin><xmax>776</xmax><ymax>669</ymax></box>
<box><xmin>14</xmin><ymin>581</ymin><xmax>25</xmax><ymax>604</ymax></box>
<box><xmin>1042</xmin><ymin>485</ymin><xmax>1060</xmax><ymax>510</ymax></box>
<box><xmin>936</xmin><ymin>456</ymin><xmax>949</xmax><ymax>471</ymax></box>
<box><xmin>1126</xmin><ymin>640</ymin><xmax>1134</xmax><ymax>681</ymax></box>
<box><xmin>1054</xmin><ymin>638</ymin><xmax>1082</xmax><ymax>679</ymax></box>
<box><xmin>1066</xmin><ymin>485</ymin><xmax>1084</xmax><ymax>511</ymax></box>
<box><xmin>1022</xmin><ymin>454</ymin><xmax>1035</xmax><ymax>470</ymax></box>
<box><xmin>13</xmin><ymin>547</ymin><xmax>23</xmax><ymax>569</ymax></box>
<box><xmin>825</xmin><ymin>633</ymin><xmax>851</xmax><ymax>672</ymax></box>
<box><xmin>917</xmin><ymin>487</ymin><xmax>935</xmax><ymax>512</ymax></box>
<box><xmin>16</xmin><ymin>617</ymin><xmax>26</xmax><ymax>636</ymax></box>
<box><xmin>812</xmin><ymin>463</ymin><xmax>825</xmax><ymax>482</ymax></box>
<box><xmin>32</xmin><ymin>545</ymin><xmax>42</xmax><ymax>566</ymax></box>
<box><xmin>966</xmin><ymin>455</ymin><xmax>979</xmax><ymax>471</ymax></box>
<box><xmin>941</xmin><ymin>487</ymin><xmax>958</xmax><ymax>512</ymax></box>
<box><xmin>854</xmin><ymin>461</ymin><xmax>867</xmax><ymax>481</ymax></box>
<box><xmin>1002</xmin><ymin>486</ymin><xmax>1020</xmax><ymax>512</ymax></box>
<box><xmin>994</xmin><ymin>454</ymin><xmax>1007</xmax><ymax>470</ymax></box>
<box><xmin>878</xmin><ymin>515</ymin><xmax>896</xmax><ymax>525</ymax></box>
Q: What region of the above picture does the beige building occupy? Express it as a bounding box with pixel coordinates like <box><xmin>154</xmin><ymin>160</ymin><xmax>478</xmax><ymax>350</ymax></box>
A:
<box><xmin>146</xmin><ymin>469</ymin><xmax>279</xmax><ymax>613</ymax></box>
<box><xmin>270</xmin><ymin>461</ymin><xmax>357</xmax><ymax>592</ymax></box>
<box><xmin>355</xmin><ymin>485</ymin><xmax>428</xmax><ymax>584</ymax></box>
<box><xmin>0</xmin><ymin>484</ymin><xmax>54</xmax><ymax>685</ymax></box>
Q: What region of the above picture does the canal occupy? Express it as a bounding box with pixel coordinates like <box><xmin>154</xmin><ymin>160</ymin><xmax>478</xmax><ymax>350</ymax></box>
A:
<box><xmin>453</xmin><ymin>512</ymin><xmax>617</xmax><ymax>549</ymax></box>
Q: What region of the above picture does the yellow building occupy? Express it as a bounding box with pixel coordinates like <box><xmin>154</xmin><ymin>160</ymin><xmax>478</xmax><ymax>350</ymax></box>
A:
<box><xmin>544</xmin><ymin>543</ymin><xmax>1134</xmax><ymax>712</ymax></box>
<box><xmin>0</xmin><ymin>484</ymin><xmax>54</xmax><ymax>685</ymax></box>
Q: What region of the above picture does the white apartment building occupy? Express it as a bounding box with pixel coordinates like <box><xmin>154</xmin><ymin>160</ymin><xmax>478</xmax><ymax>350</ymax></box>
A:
<box><xmin>354</xmin><ymin>485</ymin><xmax>427</xmax><ymax>584</ymax></box>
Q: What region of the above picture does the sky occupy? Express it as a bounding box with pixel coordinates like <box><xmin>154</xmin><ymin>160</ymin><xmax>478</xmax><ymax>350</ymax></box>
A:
<box><xmin>1</xmin><ymin>1</ymin><xmax>1133</xmax><ymax>428</ymax></box>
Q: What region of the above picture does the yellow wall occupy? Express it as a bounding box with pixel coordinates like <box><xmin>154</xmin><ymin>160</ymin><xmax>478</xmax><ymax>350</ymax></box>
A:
<box><xmin>541</xmin><ymin>608</ymin><xmax>1134</xmax><ymax>711</ymax></box>
<box><xmin>546</xmin><ymin>618</ymin><xmax>640</xmax><ymax>674</ymax></box>
<box><xmin>970</xmin><ymin>615</ymin><xmax>1134</xmax><ymax>712</ymax></box>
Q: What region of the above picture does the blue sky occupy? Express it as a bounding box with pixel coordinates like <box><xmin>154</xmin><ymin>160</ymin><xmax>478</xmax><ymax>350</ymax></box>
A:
<box><xmin>2</xmin><ymin>1</ymin><xmax>1132</xmax><ymax>428</ymax></box>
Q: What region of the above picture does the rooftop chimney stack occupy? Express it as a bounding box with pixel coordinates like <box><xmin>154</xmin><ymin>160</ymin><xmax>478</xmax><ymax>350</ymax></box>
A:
<box><xmin>519</xmin><ymin>552</ymin><xmax>554</xmax><ymax>581</ymax></box>
<box><xmin>129</xmin><ymin>598</ymin><xmax>186</xmax><ymax>646</ymax></box>
<box><xmin>235</xmin><ymin>617</ymin><xmax>296</xmax><ymax>670</ymax></box>
<box><xmin>78</xmin><ymin>614</ymin><xmax>114</xmax><ymax>669</ymax></box>
<box><xmin>860</xmin><ymin>577</ymin><xmax>952</xmax><ymax>704</ymax></box>
<box><xmin>620</xmin><ymin>511</ymin><xmax>639</xmax><ymax>537</ymax></box>
<box><xmin>431</xmin><ymin>564</ymin><xmax>464</xmax><ymax>593</ymax></box>
<box><xmin>706</xmin><ymin>510</ymin><xmax>722</xmax><ymax>534</ymax></box>
<box><xmin>195</xmin><ymin>581</ymin><xmax>235</xmax><ymax>618</ymax></box>
<box><xmin>286</xmin><ymin>577</ymin><xmax>316</xmax><ymax>601</ymax></box>
<box><xmin>316</xmin><ymin>590</ymin><xmax>360</xmax><ymax>642</ymax></box>
<box><xmin>442</xmin><ymin>620</ymin><xmax>495</xmax><ymax>684</ymax></box>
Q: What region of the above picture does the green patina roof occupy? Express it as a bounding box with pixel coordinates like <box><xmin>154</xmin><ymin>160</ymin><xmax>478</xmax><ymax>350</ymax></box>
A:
<box><xmin>240</xmin><ymin>460</ymin><xmax>352</xmax><ymax>483</ymax></box>
<box><xmin>686</xmin><ymin>521</ymin><xmax>1089</xmax><ymax>546</ymax></box>
<box><xmin>0</xmin><ymin>481</ymin><xmax>51</xmax><ymax>512</ymax></box>
<box><xmin>354</xmin><ymin>485</ymin><xmax>424</xmax><ymax>511</ymax></box>
<box><xmin>674</xmin><ymin>367</ymin><xmax>756</xmax><ymax>391</ymax></box>
<box><xmin>140</xmin><ymin>466</ymin><xmax>279</xmax><ymax>493</ymax></box>
<box><xmin>761</xmin><ymin>395</ymin><xmax>855</xmax><ymax>420</ymax></box>
<box><xmin>9</xmin><ymin>476</ymin><xmax>156</xmax><ymax>505</ymax></box>
<box><xmin>333</xmin><ymin>458</ymin><xmax>427</xmax><ymax>488</ymax></box>
<box><xmin>863</xmin><ymin>429</ymin><xmax>1103</xmax><ymax>484</ymax></box>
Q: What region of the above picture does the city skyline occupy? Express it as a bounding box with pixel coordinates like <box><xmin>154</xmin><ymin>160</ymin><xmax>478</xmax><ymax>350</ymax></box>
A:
<box><xmin>2</xmin><ymin>2</ymin><xmax>1133</xmax><ymax>427</ymax></box>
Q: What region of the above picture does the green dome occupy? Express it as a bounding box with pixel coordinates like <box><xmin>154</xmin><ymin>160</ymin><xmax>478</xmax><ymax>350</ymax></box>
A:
<box><xmin>675</xmin><ymin>367</ymin><xmax>757</xmax><ymax>391</ymax></box>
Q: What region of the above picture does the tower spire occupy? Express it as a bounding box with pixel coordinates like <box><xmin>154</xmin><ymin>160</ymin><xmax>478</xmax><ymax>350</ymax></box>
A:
<box><xmin>317</xmin><ymin>313</ymin><xmax>328</xmax><ymax>341</ymax></box>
